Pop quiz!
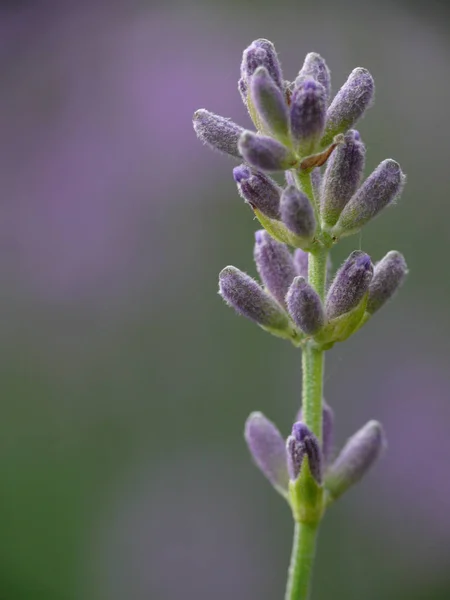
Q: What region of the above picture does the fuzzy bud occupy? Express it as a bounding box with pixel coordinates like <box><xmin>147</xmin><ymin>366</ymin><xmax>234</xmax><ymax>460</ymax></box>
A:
<box><xmin>326</xmin><ymin>420</ymin><xmax>385</xmax><ymax>499</ymax></box>
<box><xmin>286</xmin><ymin>277</ymin><xmax>324</xmax><ymax>335</ymax></box>
<box><xmin>293</xmin><ymin>248</ymin><xmax>309</xmax><ymax>279</ymax></box>
<box><xmin>296</xmin><ymin>400</ymin><xmax>335</xmax><ymax>465</ymax></box>
<box><xmin>290</xmin><ymin>78</ymin><xmax>326</xmax><ymax>156</ymax></box>
<box><xmin>250</xmin><ymin>66</ymin><xmax>289</xmax><ymax>141</ymax></box>
<box><xmin>333</xmin><ymin>159</ymin><xmax>406</xmax><ymax>237</ymax></box>
<box><xmin>280</xmin><ymin>185</ymin><xmax>316</xmax><ymax>239</ymax></box>
<box><xmin>326</xmin><ymin>251</ymin><xmax>373</xmax><ymax>320</ymax></box>
<box><xmin>244</xmin><ymin>412</ymin><xmax>289</xmax><ymax>495</ymax></box>
<box><xmin>367</xmin><ymin>251</ymin><xmax>408</xmax><ymax>315</ymax></box>
<box><xmin>219</xmin><ymin>266</ymin><xmax>289</xmax><ymax>330</ymax></box>
<box><xmin>239</xmin><ymin>131</ymin><xmax>298</xmax><ymax>172</ymax></box>
<box><xmin>287</xmin><ymin>422</ymin><xmax>322</xmax><ymax>483</ymax></box>
<box><xmin>233</xmin><ymin>165</ymin><xmax>282</xmax><ymax>220</ymax></box>
<box><xmin>321</xmin><ymin>129</ymin><xmax>366</xmax><ymax>227</ymax></box>
<box><xmin>193</xmin><ymin>109</ymin><xmax>244</xmax><ymax>158</ymax></box>
<box><xmin>297</xmin><ymin>52</ymin><xmax>331</xmax><ymax>103</ymax></box>
<box><xmin>321</xmin><ymin>68</ymin><xmax>374</xmax><ymax>147</ymax></box>
<box><xmin>253</xmin><ymin>230</ymin><xmax>297</xmax><ymax>308</ymax></box>
<box><xmin>241</xmin><ymin>38</ymin><xmax>283</xmax><ymax>92</ymax></box>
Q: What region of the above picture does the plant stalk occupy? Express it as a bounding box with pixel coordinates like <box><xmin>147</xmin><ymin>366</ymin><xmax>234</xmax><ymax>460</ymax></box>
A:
<box><xmin>285</xmin><ymin>522</ymin><xmax>319</xmax><ymax>600</ymax></box>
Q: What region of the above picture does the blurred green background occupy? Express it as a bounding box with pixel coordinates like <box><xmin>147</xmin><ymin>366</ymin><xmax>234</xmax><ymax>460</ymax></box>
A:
<box><xmin>0</xmin><ymin>0</ymin><xmax>449</xmax><ymax>598</ymax></box>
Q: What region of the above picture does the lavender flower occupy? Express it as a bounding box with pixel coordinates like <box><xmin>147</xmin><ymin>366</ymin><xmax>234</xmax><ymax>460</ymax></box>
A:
<box><xmin>287</xmin><ymin>422</ymin><xmax>322</xmax><ymax>483</ymax></box>
<box><xmin>326</xmin><ymin>251</ymin><xmax>373</xmax><ymax>320</ymax></box>
<box><xmin>286</xmin><ymin>277</ymin><xmax>324</xmax><ymax>335</ymax></box>
<box><xmin>245</xmin><ymin>412</ymin><xmax>289</xmax><ymax>495</ymax></box>
<box><xmin>321</xmin><ymin>68</ymin><xmax>374</xmax><ymax>147</ymax></box>
<box><xmin>233</xmin><ymin>165</ymin><xmax>282</xmax><ymax>220</ymax></box>
<box><xmin>296</xmin><ymin>52</ymin><xmax>331</xmax><ymax>103</ymax></box>
<box><xmin>333</xmin><ymin>159</ymin><xmax>406</xmax><ymax>237</ymax></box>
<box><xmin>253</xmin><ymin>231</ymin><xmax>297</xmax><ymax>308</ymax></box>
<box><xmin>219</xmin><ymin>266</ymin><xmax>289</xmax><ymax>331</ymax></box>
<box><xmin>193</xmin><ymin>109</ymin><xmax>244</xmax><ymax>158</ymax></box>
<box><xmin>296</xmin><ymin>400</ymin><xmax>335</xmax><ymax>465</ymax></box>
<box><xmin>250</xmin><ymin>66</ymin><xmax>289</xmax><ymax>141</ymax></box>
<box><xmin>238</xmin><ymin>131</ymin><xmax>298</xmax><ymax>172</ymax></box>
<box><xmin>290</xmin><ymin>79</ymin><xmax>326</xmax><ymax>156</ymax></box>
<box><xmin>280</xmin><ymin>185</ymin><xmax>316</xmax><ymax>239</ymax></box>
<box><xmin>321</xmin><ymin>129</ymin><xmax>366</xmax><ymax>228</ymax></box>
<box><xmin>240</xmin><ymin>38</ymin><xmax>284</xmax><ymax>93</ymax></box>
<box><xmin>326</xmin><ymin>421</ymin><xmax>385</xmax><ymax>500</ymax></box>
<box><xmin>367</xmin><ymin>251</ymin><xmax>408</xmax><ymax>315</ymax></box>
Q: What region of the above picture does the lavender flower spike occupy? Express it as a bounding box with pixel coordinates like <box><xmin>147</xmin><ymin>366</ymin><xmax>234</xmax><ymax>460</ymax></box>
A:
<box><xmin>326</xmin><ymin>421</ymin><xmax>385</xmax><ymax>500</ymax></box>
<box><xmin>193</xmin><ymin>109</ymin><xmax>244</xmax><ymax>158</ymax></box>
<box><xmin>287</xmin><ymin>422</ymin><xmax>322</xmax><ymax>483</ymax></box>
<box><xmin>245</xmin><ymin>412</ymin><xmax>289</xmax><ymax>496</ymax></box>
<box><xmin>296</xmin><ymin>400</ymin><xmax>335</xmax><ymax>466</ymax></box>
<box><xmin>321</xmin><ymin>68</ymin><xmax>374</xmax><ymax>147</ymax></box>
<box><xmin>280</xmin><ymin>185</ymin><xmax>316</xmax><ymax>239</ymax></box>
<box><xmin>233</xmin><ymin>165</ymin><xmax>282</xmax><ymax>220</ymax></box>
<box><xmin>367</xmin><ymin>251</ymin><xmax>408</xmax><ymax>315</ymax></box>
<box><xmin>293</xmin><ymin>248</ymin><xmax>309</xmax><ymax>279</ymax></box>
<box><xmin>321</xmin><ymin>129</ymin><xmax>366</xmax><ymax>228</ymax></box>
<box><xmin>253</xmin><ymin>230</ymin><xmax>297</xmax><ymax>308</ymax></box>
<box><xmin>219</xmin><ymin>266</ymin><xmax>289</xmax><ymax>331</ymax></box>
<box><xmin>290</xmin><ymin>78</ymin><xmax>326</xmax><ymax>156</ymax></box>
<box><xmin>326</xmin><ymin>251</ymin><xmax>373</xmax><ymax>320</ymax></box>
<box><xmin>239</xmin><ymin>131</ymin><xmax>298</xmax><ymax>172</ymax></box>
<box><xmin>333</xmin><ymin>159</ymin><xmax>406</xmax><ymax>237</ymax></box>
<box><xmin>250</xmin><ymin>66</ymin><xmax>290</xmax><ymax>142</ymax></box>
<box><xmin>297</xmin><ymin>52</ymin><xmax>331</xmax><ymax>103</ymax></box>
<box><xmin>286</xmin><ymin>277</ymin><xmax>324</xmax><ymax>335</ymax></box>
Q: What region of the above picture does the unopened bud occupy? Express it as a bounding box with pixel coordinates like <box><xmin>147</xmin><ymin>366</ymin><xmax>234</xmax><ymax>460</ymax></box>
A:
<box><xmin>297</xmin><ymin>52</ymin><xmax>331</xmax><ymax>103</ymax></box>
<box><xmin>280</xmin><ymin>185</ymin><xmax>316</xmax><ymax>239</ymax></box>
<box><xmin>233</xmin><ymin>165</ymin><xmax>282</xmax><ymax>220</ymax></box>
<box><xmin>253</xmin><ymin>230</ymin><xmax>297</xmax><ymax>308</ymax></box>
<box><xmin>293</xmin><ymin>248</ymin><xmax>309</xmax><ymax>279</ymax></box>
<box><xmin>241</xmin><ymin>38</ymin><xmax>283</xmax><ymax>91</ymax></box>
<box><xmin>238</xmin><ymin>131</ymin><xmax>298</xmax><ymax>172</ymax></box>
<box><xmin>367</xmin><ymin>251</ymin><xmax>408</xmax><ymax>315</ymax></box>
<box><xmin>193</xmin><ymin>109</ymin><xmax>244</xmax><ymax>158</ymax></box>
<box><xmin>250</xmin><ymin>66</ymin><xmax>289</xmax><ymax>141</ymax></box>
<box><xmin>286</xmin><ymin>276</ymin><xmax>324</xmax><ymax>335</ymax></box>
<box><xmin>326</xmin><ymin>251</ymin><xmax>373</xmax><ymax>320</ymax></box>
<box><xmin>290</xmin><ymin>78</ymin><xmax>326</xmax><ymax>156</ymax></box>
<box><xmin>296</xmin><ymin>400</ymin><xmax>335</xmax><ymax>465</ymax></box>
<box><xmin>287</xmin><ymin>422</ymin><xmax>322</xmax><ymax>483</ymax></box>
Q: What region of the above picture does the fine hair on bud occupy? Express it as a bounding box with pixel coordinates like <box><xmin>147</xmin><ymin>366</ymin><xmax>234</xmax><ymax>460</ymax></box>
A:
<box><xmin>321</xmin><ymin>129</ymin><xmax>366</xmax><ymax>228</ymax></box>
<box><xmin>297</xmin><ymin>52</ymin><xmax>331</xmax><ymax>103</ymax></box>
<box><xmin>244</xmin><ymin>412</ymin><xmax>289</xmax><ymax>495</ymax></box>
<box><xmin>293</xmin><ymin>248</ymin><xmax>309</xmax><ymax>279</ymax></box>
<box><xmin>326</xmin><ymin>251</ymin><xmax>373</xmax><ymax>320</ymax></box>
<box><xmin>321</xmin><ymin>68</ymin><xmax>374</xmax><ymax>147</ymax></box>
<box><xmin>219</xmin><ymin>266</ymin><xmax>288</xmax><ymax>330</ymax></box>
<box><xmin>280</xmin><ymin>185</ymin><xmax>316</xmax><ymax>239</ymax></box>
<box><xmin>367</xmin><ymin>251</ymin><xmax>408</xmax><ymax>314</ymax></box>
<box><xmin>238</xmin><ymin>131</ymin><xmax>297</xmax><ymax>172</ymax></box>
<box><xmin>233</xmin><ymin>165</ymin><xmax>282</xmax><ymax>220</ymax></box>
<box><xmin>290</xmin><ymin>78</ymin><xmax>326</xmax><ymax>156</ymax></box>
<box><xmin>286</xmin><ymin>277</ymin><xmax>324</xmax><ymax>335</ymax></box>
<box><xmin>296</xmin><ymin>400</ymin><xmax>334</xmax><ymax>465</ymax></box>
<box><xmin>333</xmin><ymin>159</ymin><xmax>406</xmax><ymax>237</ymax></box>
<box><xmin>193</xmin><ymin>109</ymin><xmax>244</xmax><ymax>158</ymax></box>
<box><xmin>253</xmin><ymin>231</ymin><xmax>297</xmax><ymax>308</ymax></box>
<box><xmin>250</xmin><ymin>66</ymin><xmax>289</xmax><ymax>141</ymax></box>
<box><xmin>287</xmin><ymin>422</ymin><xmax>322</xmax><ymax>483</ymax></box>
<box><xmin>241</xmin><ymin>38</ymin><xmax>283</xmax><ymax>91</ymax></box>
<box><xmin>326</xmin><ymin>421</ymin><xmax>385</xmax><ymax>499</ymax></box>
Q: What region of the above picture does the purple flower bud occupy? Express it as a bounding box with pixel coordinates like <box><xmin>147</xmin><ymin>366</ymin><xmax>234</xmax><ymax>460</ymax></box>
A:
<box><xmin>193</xmin><ymin>109</ymin><xmax>244</xmax><ymax>159</ymax></box>
<box><xmin>322</xmin><ymin>68</ymin><xmax>374</xmax><ymax>147</ymax></box>
<box><xmin>293</xmin><ymin>248</ymin><xmax>309</xmax><ymax>279</ymax></box>
<box><xmin>244</xmin><ymin>412</ymin><xmax>289</xmax><ymax>495</ymax></box>
<box><xmin>241</xmin><ymin>39</ymin><xmax>283</xmax><ymax>91</ymax></box>
<box><xmin>280</xmin><ymin>185</ymin><xmax>316</xmax><ymax>239</ymax></box>
<box><xmin>250</xmin><ymin>67</ymin><xmax>289</xmax><ymax>141</ymax></box>
<box><xmin>326</xmin><ymin>420</ymin><xmax>385</xmax><ymax>499</ymax></box>
<box><xmin>297</xmin><ymin>52</ymin><xmax>331</xmax><ymax>103</ymax></box>
<box><xmin>286</xmin><ymin>276</ymin><xmax>324</xmax><ymax>335</ymax></box>
<box><xmin>233</xmin><ymin>165</ymin><xmax>282</xmax><ymax>220</ymax></box>
<box><xmin>311</xmin><ymin>167</ymin><xmax>322</xmax><ymax>204</ymax></box>
<box><xmin>326</xmin><ymin>251</ymin><xmax>373</xmax><ymax>320</ymax></box>
<box><xmin>253</xmin><ymin>230</ymin><xmax>297</xmax><ymax>308</ymax></box>
<box><xmin>290</xmin><ymin>79</ymin><xmax>326</xmax><ymax>156</ymax></box>
<box><xmin>238</xmin><ymin>131</ymin><xmax>298</xmax><ymax>172</ymax></box>
<box><xmin>333</xmin><ymin>159</ymin><xmax>406</xmax><ymax>237</ymax></box>
<box><xmin>296</xmin><ymin>400</ymin><xmax>335</xmax><ymax>465</ymax></box>
<box><xmin>287</xmin><ymin>422</ymin><xmax>322</xmax><ymax>483</ymax></box>
<box><xmin>219</xmin><ymin>266</ymin><xmax>289</xmax><ymax>331</ymax></box>
<box><xmin>321</xmin><ymin>130</ymin><xmax>366</xmax><ymax>227</ymax></box>
<box><xmin>367</xmin><ymin>251</ymin><xmax>408</xmax><ymax>315</ymax></box>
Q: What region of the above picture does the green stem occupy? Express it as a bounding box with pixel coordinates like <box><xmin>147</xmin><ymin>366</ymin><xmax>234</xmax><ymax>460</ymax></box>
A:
<box><xmin>285</xmin><ymin>522</ymin><xmax>319</xmax><ymax>600</ymax></box>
